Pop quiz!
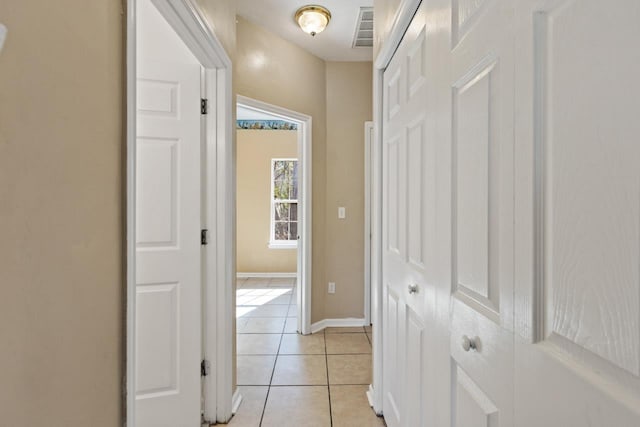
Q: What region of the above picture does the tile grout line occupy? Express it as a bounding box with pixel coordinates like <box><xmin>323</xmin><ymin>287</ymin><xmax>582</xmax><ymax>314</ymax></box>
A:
<box><xmin>258</xmin><ymin>280</ymin><xmax>294</xmax><ymax>426</ymax></box>
<box><xmin>258</xmin><ymin>280</ymin><xmax>291</xmax><ymax>427</ymax></box>
<box><xmin>323</xmin><ymin>329</ymin><xmax>333</xmax><ymax>427</ymax></box>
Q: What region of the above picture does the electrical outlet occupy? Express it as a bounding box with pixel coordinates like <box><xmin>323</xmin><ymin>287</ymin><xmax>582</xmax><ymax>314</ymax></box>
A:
<box><xmin>328</xmin><ymin>282</ymin><xmax>336</xmax><ymax>294</ymax></box>
<box><xmin>338</xmin><ymin>207</ymin><xmax>346</xmax><ymax>219</ymax></box>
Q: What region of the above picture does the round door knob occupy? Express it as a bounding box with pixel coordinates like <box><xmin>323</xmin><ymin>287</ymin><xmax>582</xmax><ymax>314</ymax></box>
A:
<box><xmin>408</xmin><ymin>284</ymin><xmax>419</xmax><ymax>294</ymax></box>
<box><xmin>461</xmin><ymin>335</ymin><xmax>477</xmax><ymax>352</ymax></box>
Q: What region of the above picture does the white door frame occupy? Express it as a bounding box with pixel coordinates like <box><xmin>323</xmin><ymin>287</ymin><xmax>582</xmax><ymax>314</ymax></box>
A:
<box><xmin>364</xmin><ymin>121</ymin><xmax>374</xmax><ymax>325</ymax></box>
<box><xmin>126</xmin><ymin>0</ymin><xmax>235</xmax><ymax>424</ymax></box>
<box><xmin>369</xmin><ymin>0</ymin><xmax>423</xmax><ymax>415</ymax></box>
<box><xmin>236</xmin><ymin>95</ymin><xmax>313</xmax><ymax>336</ymax></box>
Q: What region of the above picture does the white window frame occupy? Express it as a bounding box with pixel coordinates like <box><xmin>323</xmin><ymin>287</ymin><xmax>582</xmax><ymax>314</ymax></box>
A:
<box><xmin>269</xmin><ymin>158</ymin><xmax>299</xmax><ymax>249</ymax></box>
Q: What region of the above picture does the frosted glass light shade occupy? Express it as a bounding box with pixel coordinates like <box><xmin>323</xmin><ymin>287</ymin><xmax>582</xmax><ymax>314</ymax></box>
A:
<box><xmin>295</xmin><ymin>5</ymin><xmax>331</xmax><ymax>36</ymax></box>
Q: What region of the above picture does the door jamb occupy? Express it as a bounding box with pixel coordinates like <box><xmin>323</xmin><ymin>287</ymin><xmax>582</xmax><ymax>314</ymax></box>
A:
<box><xmin>126</xmin><ymin>0</ymin><xmax>235</xmax><ymax>424</ymax></box>
<box><xmin>236</xmin><ymin>95</ymin><xmax>313</xmax><ymax>336</ymax></box>
<box><xmin>369</xmin><ymin>0</ymin><xmax>423</xmax><ymax>415</ymax></box>
<box><xmin>364</xmin><ymin>121</ymin><xmax>374</xmax><ymax>325</ymax></box>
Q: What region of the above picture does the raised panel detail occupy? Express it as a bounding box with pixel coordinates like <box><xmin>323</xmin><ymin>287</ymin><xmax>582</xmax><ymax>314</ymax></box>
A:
<box><xmin>452</xmin><ymin>58</ymin><xmax>500</xmax><ymax>320</ymax></box>
<box><xmin>136</xmin><ymin>138</ymin><xmax>179</xmax><ymax>249</ymax></box>
<box><xmin>384</xmin><ymin>290</ymin><xmax>402</xmax><ymax>423</ymax></box>
<box><xmin>536</xmin><ymin>3</ymin><xmax>640</xmax><ymax>376</ymax></box>
<box><xmin>407</xmin><ymin>26</ymin><xmax>427</xmax><ymax>99</ymax></box>
<box><xmin>137</xmin><ymin>79</ymin><xmax>179</xmax><ymax>117</ymax></box>
<box><xmin>387</xmin><ymin>69</ymin><xmax>402</xmax><ymax>120</ymax></box>
<box><xmin>136</xmin><ymin>282</ymin><xmax>180</xmax><ymax>398</ymax></box>
<box><xmin>386</xmin><ymin>136</ymin><xmax>400</xmax><ymax>254</ymax></box>
<box><xmin>452</xmin><ymin>0</ymin><xmax>489</xmax><ymax>48</ymax></box>
<box><xmin>407</xmin><ymin>118</ymin><xmax>426</xmax><ymax>268</ymax></box>
<box><xmin>453</xmin><ymin>364</ymin><xmax>499</xmax><ymax>427</ymax></box>
<box><xmin>405</xmin><ymin>308</ymin><xmax>425</xmax><ymax>426</ymax></box>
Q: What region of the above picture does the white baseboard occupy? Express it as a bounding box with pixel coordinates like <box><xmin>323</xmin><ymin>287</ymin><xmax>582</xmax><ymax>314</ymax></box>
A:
<box><xmin>231</xmin><ymin>388</ymin><xmax>243</xmax><ymax>414</ymax></box>
<box><xmin>236</xmin><ymin>272</ymin><xmax>296</xmax><ymax>278</ymax></box>
<box><xmin>310</xmin><ymin>318</ymin><xmax>366</xmax><ymax>334</ymax></box>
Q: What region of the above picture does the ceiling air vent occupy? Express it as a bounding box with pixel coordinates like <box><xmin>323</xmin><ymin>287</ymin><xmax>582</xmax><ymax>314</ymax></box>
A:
<box><xmin>352</xmin><ymin>7</ymin><xmax>374</xmax><ymax>48</ymax></box>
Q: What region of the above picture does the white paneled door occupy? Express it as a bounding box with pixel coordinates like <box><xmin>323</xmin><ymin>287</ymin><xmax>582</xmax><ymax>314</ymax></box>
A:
<box><xmin>382</xmin><ymin>5</ymin><xmax>433</xmax><ymax>426</ymax></box>
<box><xmin>448</xmin><ymin>0</ymin><xmax>515</xmax><ymax>425</ymax></box>
<box><xmin>513</xmin><ymin>0</ymin><xmax>640</xmax><ymax>425</ymax></box>
<box><xmin>135</xmin><ymin>59</ymin><xmax>202</xmax><ymax>427</ymax></box>
<box><xmin>380</xmin><ymin>0</ymin><xmax>640</xmax><ymax>425</ymax></box>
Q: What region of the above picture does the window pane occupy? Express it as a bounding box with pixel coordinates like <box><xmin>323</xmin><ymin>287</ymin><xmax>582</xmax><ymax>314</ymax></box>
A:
<box><xmin>275</xmin><ymin>222</ymin><xmax>288</xmax><ymax>240</ymax></box>
<box><xmin>290</xmin><ymin>203</ymin><xmax>298</xmax><ymax>221</ymax></box>
<box><xmin>274</xmin><ymin>178</ymin><xmax>289</xmax><ymax>200</ymax></box>
<box><xmin>290</xmin><ymin>162</ymin><xmax>298</xmax><ymax>198</ymax></box>
<box><xmin>273</xmin><ymin>161</ymin><xmax>285</xmax><ymax>179</ymax></box>
<box><xmin>274</xmin><ymin>202</ymin><xmax>290</xmax><ymax>221</ymax></box>
<box><xmin>289</xmin><ymin>222</ymin><xmax>298</xmax><ymax>240</ymax></box>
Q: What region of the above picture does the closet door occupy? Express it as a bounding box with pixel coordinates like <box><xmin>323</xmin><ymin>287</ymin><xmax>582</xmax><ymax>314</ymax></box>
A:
<box><xmin>446</xmin><ymin>0</ymin><xmax>516</xmax><ymax>425</ymax></box>
<box><xmin>514</xmin><ymin>0</ymin><xmax>640</xmax><ymax>425</ymax></box>
<box><xmin>382</xmin><ymin>4</ymin><xmax>434</xmax><ymax>426</ymax></box>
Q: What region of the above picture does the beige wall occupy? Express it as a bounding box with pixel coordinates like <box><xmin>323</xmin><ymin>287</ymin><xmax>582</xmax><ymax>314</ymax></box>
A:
<box><xmin>324</xmin><ymin>62</ymin><xmax>373</xmax><ymax>318</ymax></box>
<box><xmin>237</xmin><ymin>130</ymin><xmax>297</xmax><ymax>273</ymax></box>
<box><xmin>0</xmin><ymin>0</ymin><xmax>237</xmax><ymax>423</ymax></box>
<box><xmin>197</xmin><ymin>0</ymin><xmax>237</xmax><ymax>61</ymax></box>
<box><xmin>235</xmin><ymin>16</ymin><xmax>328</xmax><ymax>322</ymax></box>
<box><xmin>0</xmin><ymin>1</ymin><xmax>123</xmax><ymax>425</ymax></box>
<box><xmin>235</xmin><ymin>17</ymin><xmax>372</xmax><ymax>322</ymax></box>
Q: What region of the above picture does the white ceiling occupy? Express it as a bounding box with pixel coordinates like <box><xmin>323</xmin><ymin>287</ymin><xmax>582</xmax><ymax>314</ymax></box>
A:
<box><xmin>236</xmin><ymin>0</ymin><xmax>374</xmax><ymax>62</ymax></box>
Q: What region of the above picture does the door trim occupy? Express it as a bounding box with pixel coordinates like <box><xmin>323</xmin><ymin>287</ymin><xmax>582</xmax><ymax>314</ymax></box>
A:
<box><xmin>236</xmin><ymin>95</ymin><xmax>313</xmax><ymax>336</ymax></box>
<box><xmin>364</xmin><ymin>121</ymin><xmax>373</xmax><ymax>325</ymax></box>
<box><xmin>126</xmin><ymin>0</ymin><xmax>235</xmax><ymax>424</ymax></box>
<box><xmin>370</xmin><ymin>0</ymin><xmax>423</xmax><ymax>415</ymax></box>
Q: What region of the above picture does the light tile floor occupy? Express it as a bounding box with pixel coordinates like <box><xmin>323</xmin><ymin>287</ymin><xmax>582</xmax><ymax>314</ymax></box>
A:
<box><xmin>228</xmin><ymin>277</ymin><xmax>384</xmax><ymax>427</ymax></box>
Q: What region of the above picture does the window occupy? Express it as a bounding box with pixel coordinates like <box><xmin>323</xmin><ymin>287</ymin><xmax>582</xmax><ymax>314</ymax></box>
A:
<box><xmin>270</xmin><ymin>159</ymin><xmax>298</xmax><ymax>248</ymax></box>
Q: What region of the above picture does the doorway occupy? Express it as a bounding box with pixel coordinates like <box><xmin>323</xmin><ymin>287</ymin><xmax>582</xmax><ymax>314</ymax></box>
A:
<box><xmin>236</xmin><ymin>96</ymin><xmax>312</xmax><ymax>336</ymax></box>
<box><xmin>126</xmin><ymin>0</ymin><xmax>235</xmax><ymax>425</ymax></box>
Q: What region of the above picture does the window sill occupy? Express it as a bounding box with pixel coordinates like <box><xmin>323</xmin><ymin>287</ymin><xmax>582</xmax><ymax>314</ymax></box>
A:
<box><xmin>268</xmin><ymin>242</ymin><xmax>298</xmax><ymax>250</ymax></box>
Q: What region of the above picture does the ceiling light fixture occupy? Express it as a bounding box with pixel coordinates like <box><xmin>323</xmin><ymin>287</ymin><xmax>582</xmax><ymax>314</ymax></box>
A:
<box><xmin>295</xmin><ymin>5</ymin><xmax>331</xmax><ymax>37</ymax></box>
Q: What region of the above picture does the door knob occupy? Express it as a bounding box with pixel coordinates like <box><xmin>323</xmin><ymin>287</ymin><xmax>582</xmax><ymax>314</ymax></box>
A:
<box><xmin>461</xmin><ymin>335</ymin><xmax>477</xmax><ymax>352</ymax></box>
<box><xmin>408</xmin><ymin>284</ymin><xmax>419</xmax><ymax>294</ymax></box>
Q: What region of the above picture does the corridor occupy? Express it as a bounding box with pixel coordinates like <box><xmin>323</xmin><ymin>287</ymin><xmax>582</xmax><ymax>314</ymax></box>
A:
<box><xmin>231</xmin><ymin>277</ymin><xmax>383</xmax><ymax>426</ymax></box>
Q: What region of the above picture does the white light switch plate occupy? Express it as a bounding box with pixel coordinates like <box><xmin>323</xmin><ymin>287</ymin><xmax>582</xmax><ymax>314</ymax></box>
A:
<box><xmin>0</xmin><ymin>25</ymin><xmax>7</xmax><ymax>54</ymax></box>
<box><xmin>338</xmin><ymin>207</ymin><xmax>346</xmax><ymax>219</ymax></box>
<box><xmin>328</xmin><ymin>282</ymin><xmax>336</xmax><ymax>294</ymax></box>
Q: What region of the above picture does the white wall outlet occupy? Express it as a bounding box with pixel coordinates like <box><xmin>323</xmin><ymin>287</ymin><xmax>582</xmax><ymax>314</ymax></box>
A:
<box><xmin>328</xmin><ymin>282</ymin><xmax>336</xmax><ymax>294</ymax></box>
<box><xmin>338</xmin><ymin>207</ymin><xmax>346</xmax><ymax>219</ymax></box>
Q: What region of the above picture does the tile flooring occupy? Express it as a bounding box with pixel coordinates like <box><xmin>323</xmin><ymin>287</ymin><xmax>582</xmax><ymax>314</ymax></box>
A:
<box><xmin>230</xmin><ymin>277</ymin><xmax>384</xmax><ymax>427</ymax></box>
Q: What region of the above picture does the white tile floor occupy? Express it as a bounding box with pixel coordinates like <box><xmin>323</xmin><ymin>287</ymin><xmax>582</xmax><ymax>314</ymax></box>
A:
<box><xmin>228</xmin><ymin>277</ymin><xmax>384</xmax><ymax>427</ymax></box>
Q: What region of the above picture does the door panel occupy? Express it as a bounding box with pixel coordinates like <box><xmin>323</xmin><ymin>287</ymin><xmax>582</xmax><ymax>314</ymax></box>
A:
<box><xmin>135</xmin><ymin>58</ymin><xmax>202</xmax><ymax>427</ymax></box>
<box><xmin>381</xmin><ymin>0</ymin><xmax>640</xmax><ymax>425</ymax></box>
<box><xmin>453</xmin><ymin>365</ymin><xmax>499</xmax><ymax>427</ymax></box>
<box><xmin>383</xmin><ymin>288</ymin><xmax>402</xmax><ymax>426</ymax></box>
<box><xmin>514</xmin><ymin>0</ymin><xmax>640</xmax><ymax>424</ymax></box>
<box><xmin>449</xmin><ymin>0</ymin><xmax>515</xmax><ymax>425</ymax></box>
<box><xmin>382</xmin><ymin>4</ymin><xmax>432</xmax><ymax>427</ymax></box>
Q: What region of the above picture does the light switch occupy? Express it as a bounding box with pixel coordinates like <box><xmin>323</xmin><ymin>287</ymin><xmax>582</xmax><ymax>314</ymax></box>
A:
<box><xmin>338</xmin><ymin>207</ymin><xmax>346</xmax><ymax>219</ymax></box>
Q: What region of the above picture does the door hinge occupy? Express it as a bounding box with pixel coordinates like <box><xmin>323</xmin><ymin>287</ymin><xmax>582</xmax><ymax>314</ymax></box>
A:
<box><xmin>201</xmin><ymin>98</ymin><xmax>208</xmax><ymax>114</ymax></box>
<box><xmin>201</xmin><ymin>229</ymin><xmax>209</xmax><ymax>245</ymax></box>
<box><xmin>201</xmin><ymin>359</ymin><xmax>211</xmax><ymax>377</ymax></box>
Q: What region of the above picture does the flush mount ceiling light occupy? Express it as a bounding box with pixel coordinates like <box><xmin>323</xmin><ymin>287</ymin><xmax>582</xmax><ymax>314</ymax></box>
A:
<box><xmin>295</xmin><ymin>5</ymin><xmax>331</xmax><ymax>37</ymax></box>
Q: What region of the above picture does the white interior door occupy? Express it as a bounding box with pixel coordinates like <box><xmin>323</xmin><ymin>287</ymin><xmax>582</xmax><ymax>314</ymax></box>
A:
<box><xmin>514</xmin><ymin>0</ymin><xmax>640</xmax><ymax>425</ymax></box>
<box><xmin>447</xmin><ymin>0</ymin><xmax>516</xmax><ymax>425</ymax></box>
<box><xmin>135</xmin><ymin>2</ymin><xmax>203</xmax><ymax>424</ymax></box>
<box><xmin>135</xmin><ymin>58</ymin><xmax>202</xmax><ymax>427</ymax></box>
<box><xmin>381</xmin><ymin>4</ymin><xmax>433</xmax><ymax>426</ymax></box>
